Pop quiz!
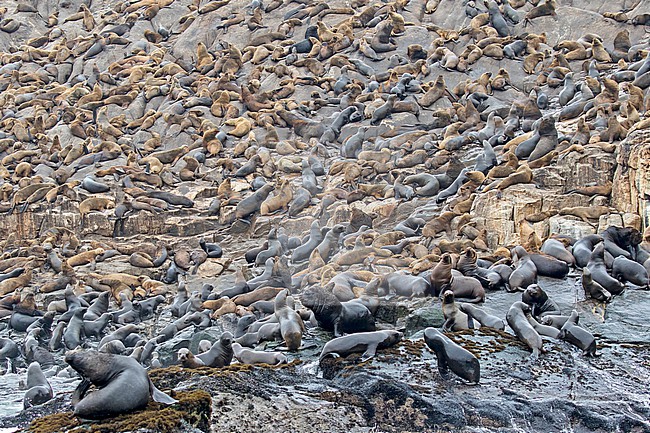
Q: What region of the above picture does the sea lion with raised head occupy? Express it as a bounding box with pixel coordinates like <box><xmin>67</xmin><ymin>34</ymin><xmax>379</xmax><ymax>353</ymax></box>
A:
<box><xmin>508</xmin><ymin>246</ymin><xmax>537</xmax><ymax>292</ymax></box>
<box><xmin>587</xmin><ymin>242</ymin><xmax>625</xmax><ymax>295</ymax></box>
<box><xmin>506</xmin><ymin>301</ymin><xmax>543</xmax><ymax>361</ymax></box>
<box><xmin>197</xmin><ymin>332</ymin><xmax>233</xmax><ymax>367</ymax></box>
<box><xmin>274</xmin><ymin>289</ymin><xmax>305</xmax><ymax>350</ymax></box>
<box><xmin>23</xmin><ymin>361</ymin><xmax>53</xmax><ymax>409</ymax></box>
<box><xmin>441</xmin><ymin>291</ymin><xmax>472</xmax><ymax>331</ymax></box>
<box><xmin>424</xmin><ymin>327</ymin><xmax>480</xmax><ymax>384</ymax></box>
<box><xmin>65</xmin><ymin>350</ymin><xmax>177</xmax><ymax>419</ymax></box>
<box><xmin>521</xmin><ymin>284</ymin><xmax>560</xmax><ymax>318</ymax></box>
<box><xmin>558</xmin><ymin>311</ymin><xmax>597</xmax><ymax>356</ymax></box>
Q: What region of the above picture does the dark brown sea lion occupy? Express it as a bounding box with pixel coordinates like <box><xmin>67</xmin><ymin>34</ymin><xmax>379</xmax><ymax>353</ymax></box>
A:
<box><xmin>521</xmin><ymin>284</ymin><xmax>560</xmax><ymax>318</ymax></box>
<box><xmin>65</xmin><ymin>350</ymin><xmax>177</xmax><ymax>419</ymax></box>
<box><xmin>196</xmin><ymin>332</ymin><xmax>233</xmax><ymax>367</ymax></box>
<box><xmin>586</xmin><ymin>243</ymin><xmax>625</xmax><ymax>295</ymax></box>
<box><xmin>300</xmin><ymin>286</ymin><xmax>375</xmax><ymax>336</ymax></box>
<box><xmin>424</xmin><ymin>327</ymin><xmax>480</xmax><ymax>384</ymax></box>
<box><xmin>558</xmin><ymin>311</ymin><xmax>597</xmax><ymax>356</ymax></box>
<box><xmin>582</xmin><ymin>268</ymin><xmax>612</xmax><ymax>302</ymax></box>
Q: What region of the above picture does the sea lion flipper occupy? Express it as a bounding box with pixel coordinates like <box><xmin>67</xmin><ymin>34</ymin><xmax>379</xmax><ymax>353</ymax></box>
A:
<box><xmin>149</xmin><ymin>379</ymin><xmax>178</xmax><ymax>405</ymax></box>
<box><xmin>360</xmin><ymin>343</ymin><xmax>378</xmax><ymax>362</ymax></box>
<box><xmin>72</xmin><ymin>378</ymin><xmax>92</xmax><ymax>405</ymax></box>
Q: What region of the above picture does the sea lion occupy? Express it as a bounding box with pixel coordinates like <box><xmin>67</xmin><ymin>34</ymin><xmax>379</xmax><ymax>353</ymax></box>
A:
<box><xmin>508</xmin><ymin>246</ymin><xmax>537</xmax><ymax>292</ymax></box>
<box><xmin>274</xmin><ymin>289</ymin><xmax>304</xmax><ymax>350</ymax></box>
<box><xmin>66</xmin><ymin>350</ymin><xmax>176</xmax><ymax>418</ymax></box>
<box><xmin>459</xmin><ymin>303</ymin><xmax>505</xmax><ymax>330</ymax></box>
<box><xmin>424</xmin><ymin>328</ymin><xmax>480</xmax><ymax>384</ymax></box>
<box><xmin>601</xmin><ymin>226</ymin><xmax>641</xmax><ymax>259</ymax></box>
<box><xmin>429</xmin><ymin>253</ymin><xmax>453</xmax><ymax>296</ymax></box>
<box><xmin>319</xmin><ymin>330</ymin><xmax>403</xmax><ymax>362</ymax></box>
<box><xmin>522</xmin><ymin>284</ymin><xmax>560</xmax><ymax>318</ymax></box>
<box><xmin>525</xmin><ymin>312</ymin><xmax>560</xmax><ymax>339</ymax></box>
<box><xmin>377</xmin><ymin>272</ymin><xmax>430</xmax><ymax>297</ymax></box>
<box><xmin>300</xmin><ymin>286</ymin><xmax>375</xmax><ymax>336</ymax></box>
<box><xmin>528</xmin><ymin>253</ymin><xmax>569</xmax><ymax>278</ymax></box>
<box><xmin>612</xmin><ymin>256</ymin><xmax>649</xmax><ymax>287</ymax></box>
<box><xmin>572</xmin><ymin>234</ymin><xmax>603</xmax><ymax>268</ymax></box>
<box><xmin>63</xmin><ymin>308</ymin><xmax>87</xmax><ymax>350</ymax></box>
<box><xmin>587</xmin><ymin>243</ymin><xmax>625</xmax><ymax>295</ymax></box>
<box><xmin>441</xmin><ymin>291</ymin><xmax>472</xmax><ymax>331</ymax></box>
<box><xmin>581</xmin><ymin>267</ymin><xmax>612</xmax><ymax>302</ymax></box>
<box><xmin>506</xmin><ymin>301</ymin><xmax>543</xmax><ymax>360</ymax></box>
<box><xmin>23</xmin><ymin>361</ymin><xmax>53</xmax><ymax>409</ymax></box>
<box><xmin>196</xmin><ymin>332</ymin><xmax>233</xmax><ymax>367</ymax></box>
<box><xmin>540</xmin><ymin>239</ymin><xmax>575</xmax><ymax>266</ymax></box>
<box><xmin>457</xmin><ymin>248</ymin><xmax>502</xmax><ymax>289</ymax></box>
<box><xmin>235</xmin><ymin>183</ymin><xmax>274</xmax><ymax>219</ymax></box>
<box><xmin>232</xmin><ymin>342</ymin><xmax>288</xmax><ymax>365</ymax></box>
<box><xmin>177</xmin><ymin>348</ymin><xmax>205</xmax><ymax>368</ymax></box>
<box><xmin>558</xmin><ymin>311</ymin><xmax>597</xmax><ymax>356</ymax></box>
<box><xmin>448</xmin><ymin>273</ymin><xmax>485</xmax><ymax>303</ymax></box>
<box><xmin>540</xmin><ymin>315</ymin><xmax>572</xmax><ymax>329</ymax></box>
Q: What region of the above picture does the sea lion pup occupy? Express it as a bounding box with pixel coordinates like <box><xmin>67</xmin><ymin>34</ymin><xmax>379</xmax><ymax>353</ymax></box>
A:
<box><xmin>300</xmin><ymin>286</ymin><xmax>375</xmax><ymax>337</ymax></box>
<box><xmin>457</xmin><ymin>248</ymin><xmax>502</xmax><ymax>289</ymax></box>
<box><xmin>572</xmin><ymin>234</ymin><xmax>603</xmax><ymax>268</ymax></box>
<box><xmin>177</xmin><ymin>348</ymin><xmax>205</xmax><ymax>368</ymax></box>
<box><xmin>508</xmin><ymin>246</ymin><xmax>537</xmax><ymax>292</ymax></box>
<box><xmin>232</xmin><ymin>342</ymin><xmax>288</xmax><ymax>365</ymax></box>
<box><xmin>613</xmin><ymin>256</ymin><xmax>649</xmax><ymax>288</ymax></box>
<box><xmin>319</xmin><ymin>330</ymin><xmax>403</xmax><ymax>362</ymax></box>
<box><xmin>197</xmin><ymin>332</ymin><xmax>234</xmax><ymax>367</ymax></box>
<box><xmin>581</xmin><ymin>267</ymin><xmax>612</xmax><ymax>302</ymax></box>
<box><xmin>23</xmin><ymin>361</ymin><xmax>53</xmax><ymax>409</ymax></box>
<box><xmin>587</xmin><ymin>242</ymin><xmax>625</xmax><ymax>295</ymax></box>
<box><xmin>274</xmin><ymin>289</ymin><xmax>305</xmax><ymax>350</ymax></box>
<box><xmin>441</xmin><ymin>291</ymin><xmax>472</xmax><ymax>331</ymax></box>
<box><xmin>65</xmin><ymin>350</ymin><xmax>177</xmax><ymax>419</ymax></box>
<box><xmin>506</xmin><ymin>301</ymin><xmax>543</xmax><ymax>361</ymax></box>
<box><xmin>522</xmin><ymin>284</ymin><xmax>560</xmax><ymax>318</ymax></box>
<box><xmin>558</xmin><ymin>311</ymin><xmax>597</xmax><ymax>356</ymax></box>
<box><xmin>459</xmin><ymin>303</ymin><xmax>505</xmax><ymax>330</ymax></box>
<box><xmin>424</xmin><ymin>328</ymin><xmax>480</xmax><ymax>384</ymax></box>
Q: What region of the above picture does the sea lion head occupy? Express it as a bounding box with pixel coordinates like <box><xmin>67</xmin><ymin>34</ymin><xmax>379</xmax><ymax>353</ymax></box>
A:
<box><xmin>522</xmin><ymin>284</ymin><xmax>546</xmax><ymax>305</ymax></box>
<box><xmin>65</xmin><ymin>350</ymin><xmax>113</xmax><ymax>383</ymax></box>
<box><xmin>220</xmin><ymin>331</ymin><xmax>233</xmax><ymax>348</ymax></box>
<box><xmin>441</xmin><ymin>290</ymin><xmax>455</xmax><ymax>304</ymax></box>
<box><xmin>441</xmin><ymin>253</ymin><xmax>452</xmax><ymax>265</ymax></box>
<box><xmin>464</xmin><ymin>248</ymin><xmax>477</xmax><ymax>261</ymax></box>
<box><xmin>300</xmin><ymin>285</ymin><xmax>342</xmax><ymax>320</ymax></box>
<box><xmin>177</xmin><ymin>348</ymin><xmax>192</xmax><ymax>364</ymax></box>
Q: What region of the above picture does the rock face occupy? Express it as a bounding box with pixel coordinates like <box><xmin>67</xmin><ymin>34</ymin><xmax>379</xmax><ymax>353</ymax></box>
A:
<box><xmin>613</xmin><ymin>129</ymin><xmax>650</xmax><ymax>227</ymax></box>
